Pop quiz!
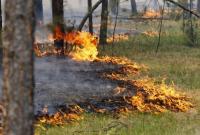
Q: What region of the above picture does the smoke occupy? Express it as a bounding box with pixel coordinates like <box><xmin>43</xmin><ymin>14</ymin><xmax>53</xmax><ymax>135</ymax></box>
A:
<box><xmin>35</xmin><ymin>25</ymin><xmax>53</xmax><ymax>43</ymax></box>
<box><xmin>34</xmin><ymin>57</ymin><xmax>118</xmax><ymax>114</ymax></box>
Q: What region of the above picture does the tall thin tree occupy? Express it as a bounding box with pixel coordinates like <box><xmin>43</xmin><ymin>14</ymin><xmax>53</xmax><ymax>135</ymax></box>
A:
<box><xmin>99</xmin><ymin>0</ymin><xmax>108</xmax><ymax>45</ymax></box>
<box><xmin>88</xmin><ymin>0</ymin><xmax>93</xmax><ymax>34</ymax></box>
<box><xmin>52</xmin><ymin>0</ymin><xmax>65</xmax><ymax>55</ymax></box>
<box><xmin>109</xmin><ymin>0</ymin><xmax>119</xmax><ymax>15</ymax></box>
<box><xmin>130</xmin><ymin>0</ymin><xmax>137</xmax><ymax>14</ymax></box>
<box><xmin>52</xmin><ymin>0</ymin><xmax>64</xmax><ymax>26</ymax></box>
<box><xmin>197</xmin><ymin>0</ymin><xmax>200</xmax><ymax>13</ymax></box>
<box><xmin>0</xmin><ymin>0</ymin><xmax>2</xmax><ymax>63</ymax></box>
<box><xmin>3</xmin><ymin>0</ymin><xmax>35</xmax><ymax>135</ymax></box>
<box><xmin>35</xmin><ymin>0</ymin><xmax>44</xmax><ymax>25</ymax></box>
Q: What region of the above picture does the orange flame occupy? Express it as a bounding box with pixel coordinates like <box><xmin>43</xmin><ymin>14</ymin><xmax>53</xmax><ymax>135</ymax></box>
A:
<box><xmin>34</xmin><ymin>26</ymin><xmax>98</xmax><ymax>61</ymax></box>
<box><xmin>53</xmin><ymin>26</ymin><xmax>65</xmax><ymax>40</ymax></box>
<box><xmin>65</xmin><ymin>31</ymin><xmax>98</xmax><ymax>61</ymax></box>
<box><xmin>143</xmin><ymin>9</ymin><xmax>161</xmax><ymax>18</ymax></box>
<box><xmin>106</xmin><ymin>34</ymin><xmax>129</xmax><ymax>43</ymax></box>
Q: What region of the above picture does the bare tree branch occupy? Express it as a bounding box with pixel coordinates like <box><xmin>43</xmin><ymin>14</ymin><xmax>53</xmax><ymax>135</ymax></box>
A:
<box><xmin>78</xmin><ymin>0</ymin><xmax>103</xmax><ymax>31</ymax></box>
<box><xmin>166</xmin><ymin>0</ymin><xmax>200</xmax><ymax>18</ymax></box>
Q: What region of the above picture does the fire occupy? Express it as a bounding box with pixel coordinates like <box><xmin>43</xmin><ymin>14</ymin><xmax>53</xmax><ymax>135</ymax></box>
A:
<box><xmin>143</xmin><ymin>9</ymin><xmax>161</xmax><ymax>18</ymax></box>
<box><xmin>53</xmin><ymin>26</ymin><xmax>65</xmax><ymax>40</ymax></box>
<box><xmin>34</xmin><ymin>27</ymin><xmax>193</xmax><ymax>125</ymax></box>
<box><xmin>142</xmin><ymin>30</ymin><xmax>158</xmax><ymax>37</ymax></box>
<box><xmin>36</xmin><ymin>56</ymin><xmax>193</xmax><ymax>125</ymax></box>
<box><xmin>37</xmin><ymin>105</ymin><xmax>84</xmax><ymax>125</ymax></box>
<box><xmin>130</xmin><ymin>78</ymin><xmax>193</xmax><ymax>113</ymax></box>
<box><xmin>34</xmin><ymin>26</ymin><xmax>98</xmax><ymax>61</ymax></box>
<box><xmin>106</xmin><ymin>34</ymin><xmax>129</xmax><ymax>43</ymax></box>
<box><xmin>65</xmin><ymin>31</ymin><xmax>98</xmax><ymax>61</ymax></box>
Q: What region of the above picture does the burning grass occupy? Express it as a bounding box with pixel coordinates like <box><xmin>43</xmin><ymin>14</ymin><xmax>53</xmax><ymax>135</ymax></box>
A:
<box><xmin>36</xmin><ymin>56</ymin><xmax>193</xmax><ymax>125</ymax></box>
<box><xmin>35</xmin><ymin>29</ymin><xmax>98</xmax><ymax>61</ymax></box>
<box><xmin>36</xmin><ymin>105</ymin><xmax>84</xmax><ymax>125</ymax></box>
<box><xmin>143</xmin><ymin>10</ymin><xmax>161</xmax><ymax>18</ymax></box>
<box><xmin>106</xmin><ymin>34</ymin><xmax>129</xmax><ymax>43</ymax></box>
<box><xmin>98</xmin><ymin>58</ymin><xmax>193</xmax><ymax>113</ymax></box>
<box><xmin>34</xmin><ymin>28</ymin><xmax>193</xmax><ymax>125</ymax></box>
<box><xmin>130</xmin><ymin>79</ymin><xmax>193</xmax><ymax>113</ymax></box>
<box><xmin>142</xmin><ymin>30</ymin><xmax>159</xmax><ymax>37</ymax></box>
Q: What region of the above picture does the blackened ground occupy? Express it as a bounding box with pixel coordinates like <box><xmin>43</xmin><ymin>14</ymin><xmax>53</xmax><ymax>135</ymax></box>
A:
<box><xmin>0</xmin><ymin>56</ymin><xmax>130</xmax><ymax>115</ymax></box>
<box><xmin>34</xmin><ymin>56</ymin><xmax>121</xmax><ymax>115</ymax></box>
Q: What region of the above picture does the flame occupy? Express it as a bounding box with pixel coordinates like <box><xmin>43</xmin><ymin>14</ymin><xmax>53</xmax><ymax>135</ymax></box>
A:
<box><xmin>37</xmin><ymin>105</ymin><xmax>84</xmax><ymax>125</ymax></box>
<box><xmin>130</xmin><ymin>78</ymin><xmax>193</xmax><ymax>113</ymax></box>
<box><xmin>34</xmin><ymin>27</ymin><xmax>193</xmax><ymax>125</ymax></box>
<box><xmin>34</xmin><ymin>26</ymin><xmax>98</xmax><ymax>61</ymax></box>
<box><xmin>35</xmin><ymin>56</ymin><xmax>193</xmax><ymax>125</ymax></box>
<box><xmin>142</xmin><ymin>31</ymin><xmax>158</xmax><ymax>37</ymax></box>
<box><xmin>53</xmin><ymin>26</ymin><xmax>65</xmax><ymax>40</ymax></box>
<box><xmin>106</xmin><ymin>34</ymin><xmax>129</xmax><ymax>43</ymax></box>
<box><xmin>65</xmin><ymin>31</ymin><xmax>98</xmax><ymax>61</ymax></box>
<box><xmin>143</xmin><ymin>9</ymin><xmax>161</xmax><ymax>18</ymax></box>
<box><xmin>99</xmin><ymin>59</ymin><xmax>193</xmax><ymax>113</ymax></box>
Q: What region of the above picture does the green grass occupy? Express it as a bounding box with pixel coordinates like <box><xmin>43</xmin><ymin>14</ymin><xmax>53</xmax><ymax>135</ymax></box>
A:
<box><xmin>35</xmin><ymin>112</ymin><xmax>200</xmax><ymax>135</ymax></box>
<box><xmin>35</xmin><ymin>21</ymin><xmax>200</xmax><ymax>135</ymax></box>
<box><xmin>99</xmin><ymin>31</ymin><xmax>200</xmax><ymax>90</ymax></box>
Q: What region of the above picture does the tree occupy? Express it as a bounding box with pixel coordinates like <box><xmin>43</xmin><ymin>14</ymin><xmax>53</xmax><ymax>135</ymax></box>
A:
<box><xmin>52</xmin><ymin>0</ymin><xmax>64</xmax><ymax>26</ymax></box>
<box><xmin>130</xmin><ymin>0</ymin><xmax>137</xmax><ymax>14</ymax></box>
<box><xmin>0</xmin><ymin>0</ymin><xmax>2</xmax><ymax>63</ymax></box>
<box><xmin>35</xmin><ymin>0</ymin><xmax>44</xmax><ymax>25</ymax></box>
<box><xmin>3</xmin><ymin>0</ymin><xmax>35</xmax><ymax>134</ymax></box>
<box><xmin>99</xmin><ymin>0</ymin><xmax>108</xmax><ymax>45</ymax></box>
<box><xmin>197</xmin><ymin>0</ymin><xmax>200</xmax><ymax>13</ymax></box>
<box><xmin>78</xmin><ymin>0</ymin><xmax>102</xmax><ymax>31</ymax></box>
<box><xmin>109</xmin><ymin>0</ymin><xmax>119</xmax><ymax>15</ymax></box>
<box><xmin>52</xmin><ymin>0</ymin><xmax>65</xmax><ymax>55</ymax></box>
<box><xmin>88</xmin><ymin>0</ymin><xmax>93</xmax><ymax>34</ymax></box>
<box><xmin>0</xmin><ymin>0</ymin><xmax>2</xmax><ymax>32</ymax></box>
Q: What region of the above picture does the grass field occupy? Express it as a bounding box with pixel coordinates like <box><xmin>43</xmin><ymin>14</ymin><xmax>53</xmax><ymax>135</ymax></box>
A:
<box><xmin>35</xmin><ymin>21</ymin><xmax>200</xmax><ymax>135</ymax></box>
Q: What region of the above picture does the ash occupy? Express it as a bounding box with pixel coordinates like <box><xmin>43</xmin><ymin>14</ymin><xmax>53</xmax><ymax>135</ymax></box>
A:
<box><xmin>34</xmin><ymin>56</ymin><xmax>118</xmax><ymax>114</ymax></box>
<box><xmin>0</xmin><ymin>56</ymin><xmax>122</xmax><ymax>115</ymax></box>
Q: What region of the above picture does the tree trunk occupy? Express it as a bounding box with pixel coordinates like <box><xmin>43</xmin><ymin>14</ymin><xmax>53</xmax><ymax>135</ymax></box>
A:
<box><xmin>35</xmin><ymin>0</ymin><xmax>44</xmax><ymax>25</ymax></box>
<box><xmin>130</xmin><ymin>0</ymin><xmax>137</xmax><ymax>14</ymax></box>
<box><xmin>3</xmin><ymin>0</ymin><xmax>35</xmax><ymax>135</ymax></box>
<box><xmin>197</xmin><ymin>0</ymin><xmax>200</xmax><ymax>13</ymax></box>
<box><xmin>88</xmin><ymin>0</ymin><xmax>93</xmax><ymax>34</ymax></box>
<box><xmin>0</xmin><ymin>0</ymin><xmax>2</xmax><ymax>32</ymax></box>
<box><xmin>0</xmin><ymin>0</ymin><xmax>2</xmax><ymax>64</ymax></box>
<box><xmin>109</xmin><ymin>0</ymin><xmax>119</xmax><ymax>15</ymax></box>
<box><xmin>52</xmin><ymin>0</ymin><xmax>64</xmax><ymax>26</ymax></box>
<box><xmin>52</xmin><ymin>0</ymin><xmax>64</xmax><ymax>55</ymax></box>
<box><xmin>99</xmin><ymin>0</ymin><xmax>108</xmax><ymax>45</ymax></box>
